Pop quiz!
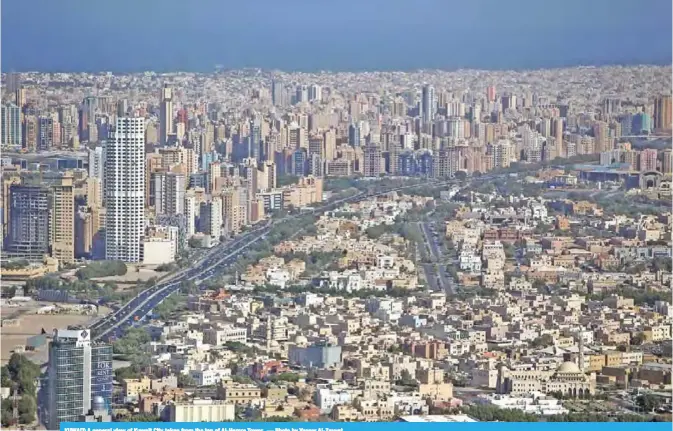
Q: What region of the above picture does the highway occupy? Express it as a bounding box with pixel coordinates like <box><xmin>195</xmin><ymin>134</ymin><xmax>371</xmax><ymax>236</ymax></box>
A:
<box><xmin>89</xmin><ymin>177</ymin><xmax>472</xmax><ymax>342</ymax></box>
<box><xmin>418</xmin><ymin>221</ymin><xmax>456</xmax><ymax>294</ymax></box>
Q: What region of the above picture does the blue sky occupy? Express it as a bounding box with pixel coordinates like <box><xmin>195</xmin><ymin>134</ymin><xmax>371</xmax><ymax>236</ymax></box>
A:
<box><xmin>2</xmin><ymin>0</ymin><xmax>671</xmax><ymax>72</ymax></box>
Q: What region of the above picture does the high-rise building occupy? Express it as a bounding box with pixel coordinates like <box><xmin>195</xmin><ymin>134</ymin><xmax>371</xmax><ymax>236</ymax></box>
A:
<box><xmin>200</xmin><ymin>197</ymin><xmax>222</xmax><ymax>240</ymax></box>
<box><xmin>295</xmin><ymin>85</ymin><xmax>308</xmax><ymax>104</ymax></box>
<box><xmin>592</xmin><ymin>121</ymin><xmax>610</xmax><ymax>153</ymax></box>
<box><xmin>6</xmin><ymin>72</ymin><xmax>21</xmax><ymax>94</ymax></box>
<box><xmin>486</xmin><ymin>86</ymin><xmax>497</xmax><ymax>103</ymax></box>
<box><xmin>292</xmin><ymin>148</ymin><xmax>308</xmax><ymax>176</ymax></box>
<box><xmin>662</xmin><ymin>149</ymin><xmax>672</xmax><ymax>174</ymax></box>
<box><xmin>116</xmin><ymin>99</ymin><xmax>129</xmax><ymax>117</ymax></box>
<box><xmin>363</xmin><ymin>144</ymin><xmax>382</xmax><ymax>178</ymax></box>
<box><xmin>258</xmin><ymin>160</ymin><xmax>277</xmax><ymax>191</ymax></box>
<box><xmin>22</xmin><ymin>115</ymin><xmax>38</xmax><ymax>151</ymax></box>
<box><xmin>45</xmin><ymin>329</ymin><xmax>112</xmax><ymax>430</ymax></box>
<box><xmin>348</xmin><ymin>122</ymin><xmax>362</xmax><ymax>147</ymax></box>
<box><xmin>184</xmin><ymin>191</ymin><xmax>197</xmax><ymax>236</ymax></box>
<box><xmin>654</xmin><ymin>95</ymin><xmax>672</xmax><ymax>130</ymax></box>
<box><xmin>271</xmin><ymin>80</ymin><xmax>287</xmax><ymax>107</ymax></box>
<box><xmin>1</xmin><ymin>103</ymin><xmax>21</xmax><ymax>146</ymax></box>
<box><xmin>75</xmin><ymin>206</ymin><xmax>105</xmax><ymax>259</ymax></box>
<box><xmin>323</xmin><ymin>129</ymin><xmax>337</xmax><ymax>161</ymax></box>
<box><xmin>6</xmin><ymin>184</ymin><xmax>50</xmax><ymax>261</ymax></box>
<box><xmin>49</xmin><ymin>173</ymin><xmax>75</xmax><ymax>265</ymax></box>
<box><xmin>632</xmin><ymin>112</ymin><xmax>652</xmax><ymax>134</ymax></box>
<box><xmin>553</xmin><ymin>117</ymin><xmax>564</xmax><ymax>158</ymax></box>
<box><xmin>88</xmin><ymin>146</ymin><xmax>105</xmax><ymax>202</ymax></box>
<box><xmin>492</xmin><ymin>140</ymin><xmax>514</xmax><ymax>169</ymax></box>
<box><xmin>250</xmin><ymin>117</ymin><xmax>262</xmax><ymax>160</ymax></box>
<box><xmin>159</xmin><ymin>84</ymin><xmax>174</xmax><ymax>145</ymax></box>
<box><xmin>308</xmin><ymin>84</ymin><xmax>322</xmax><ymax>102</ymax></box>
<box><xmin>105</xmin><ymin>117</ymin><xmax>146</xmax><ymax>262</ymax></box>
<box><xmin>308</xmin><ymin>153</ymin><xmax>323</xmax><ymax>177</ymax></box>
<box><xmin>639</xmin><ymin>148</ymin><xmax>658</xmax><ymax>172</ymax></box>
<box><xmin>155</xmin><ymin>172</ymin><xmax>186</xmax><ymax>216</ymax></box>
<box><xmin>15</xmin><ymin>87</ymin><xmax>26</xmax><ymax>110</ymax></box>
<box><xmin>38</xmin><ymin>116</ymin><xmax>54</xmax><ymax>151</ymax></box>
<box><xmin>421</xmin><ymin>84</ymin><xmax>435</xmax><ymax>124</ymax></box>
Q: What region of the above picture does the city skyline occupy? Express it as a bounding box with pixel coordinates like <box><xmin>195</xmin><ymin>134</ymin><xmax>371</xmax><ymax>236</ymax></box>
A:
<box><xmin>1</xmin><ymin>0</ymin><xmax>672</xmax><ymax>73</ymax></box>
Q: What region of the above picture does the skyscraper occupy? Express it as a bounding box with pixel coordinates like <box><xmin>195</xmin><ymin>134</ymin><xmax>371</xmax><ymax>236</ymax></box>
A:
<box><xmin>37</xmin><ymin>116</ymin><xmax>54</xmax><ymax>151</ymax></box>
<box><xmin>363</xmin><ymin>144</ymin><xmax>382</xmax><ymax>177</ymax></box>
<box><xmin>271</xmin><ymin>80</ymin><xmax>286</xmax><ymax>107</ymax></box>
<box><xmin>1</xmin><ymin>103</ymin><xmax>21</xmax><ymax>146</ymax></box>
<box><xmin>295</xmin><ymin>85</ymin><xmax>308</xmax><ymax>104</ymax></box>
<box><xmin>250</xmin><ymin>117</ymin><xmax>262</xmax><ymax>160</ymax></box>
<box><xmin>308</xmin><ymin>84</ymin><xmax>322</xmax><ymax>102</ymax></box>
<box><xmin>159</xmin><ymin>84</ymin><xmax>174</xmax><ymax>145</ymax></box>
<box><xmin>639</xmin><ymin>148</ymin><xmax>658</xmax><ymax>172</ymax></box>
<box><xmin>592</xmin><ymin>121</ymin><xmax>610</xmax><ymax>153</ymax></box>
<box><xmin>22</xmin><ymin>115</ymin><xmax>37</xmax><ymax>151</ymax></box>
<box><xmin>654</xmin><ymin>95</ymin><xmax>672</xmax><ymax>130</ymax></box>
<box><xmin>45</xmin><ymin>329</ymin><xmax>112</xmax><ymax>430</ymax></box>
<box><xmin>6</xmin><ymin>184</ymin><xmax>50</xmax><ymax>261</ymax></box>
<box><xmin>88</xmin><ymin>146</ymin><xmax>105</xmax><ymax>203</ymax></box>
<box><xmin>421</xmin><ymin>84</ymin><xmax>435</xmax><ymax>124</ymax></box>
<box><xmin>105</xmin><ymin>117</ymin><xmax>146</xmax><ymax>262</ymax></box>
<box><xmin>487</xmin><ymin>86</ymin><xmax>497</xmax><ymax>103</ymax></box>
<box><xmin>155</xmin><ymin>172</ymin><xmax>186</xmax><ymax>216</ymax></box>
<box><xmin>348</xmin><ymin>122</ymin><xmax>361</xmax><ymax>147</ymax></box>
<box><xmin>49</xmin><ymin>173</ymin><xmax>75</xmax><ymax>265</ymax></box>
<box><xmin>184</xmin><ymin>191</ymin><xmax>197</xmax><ymax>236</ymax></box>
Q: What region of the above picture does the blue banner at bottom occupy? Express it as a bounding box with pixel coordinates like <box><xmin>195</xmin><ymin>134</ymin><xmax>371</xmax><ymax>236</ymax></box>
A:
<box><xmin>62</xmin><ymin>422</ymin><xmax>672</xmax><ymax>431</ymax></box>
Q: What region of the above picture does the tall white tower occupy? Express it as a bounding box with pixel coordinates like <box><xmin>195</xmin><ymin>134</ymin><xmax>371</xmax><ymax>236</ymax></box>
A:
<box><xmin>159</xmin><ymin>84</ymin><xmax>173</xmax><ymax>145</ymax></box>
<box><xmin>421</xmin><ymin>84</ymin><xmax>435</xmax><ymax>124</ymax></box>
<box><xmin>105</xmin><ymin>117</ymin><xmax>146</xmax><ymax>262</ymax></box>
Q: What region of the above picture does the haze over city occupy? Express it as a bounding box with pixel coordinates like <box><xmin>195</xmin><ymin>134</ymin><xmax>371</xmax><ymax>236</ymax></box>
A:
<box><xmin>2</xmin><ymin>0</ymin><xmax>672</xmax><ymax>72</ymax></box>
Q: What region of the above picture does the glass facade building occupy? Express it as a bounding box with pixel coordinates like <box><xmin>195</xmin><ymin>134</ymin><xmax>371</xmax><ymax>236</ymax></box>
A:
<box><xmin>45</xmin><ymin>329</ymin><xmax>112</xmax><ymax>430</ymax></box>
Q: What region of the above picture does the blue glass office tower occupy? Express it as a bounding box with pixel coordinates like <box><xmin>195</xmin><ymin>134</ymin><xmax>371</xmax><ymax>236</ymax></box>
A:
<box><xmin>1</xmin><ymin>103</ymin><xmax>22</xmax><ymax>146</ymax></box>
<box><xmin>45</xmin><ymin>329</ymin><xmax>112</xmax><ymax>429</ymax></box>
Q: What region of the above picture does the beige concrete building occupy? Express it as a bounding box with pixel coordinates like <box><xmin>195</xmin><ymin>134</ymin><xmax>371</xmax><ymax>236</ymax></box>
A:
<box><xmin>497</xmin><ymin>361</ymin><xmax>596</xmax><ymax>398</ymax></box>
<box><xmin>50</xmin><ymin>173</ymin><xmax>75</xmax><ymax>265</ymax></box>
<box><xmin>168</xmin><ymin>400</ymin><xmax>235</xmax><ymax>422</ymax></box>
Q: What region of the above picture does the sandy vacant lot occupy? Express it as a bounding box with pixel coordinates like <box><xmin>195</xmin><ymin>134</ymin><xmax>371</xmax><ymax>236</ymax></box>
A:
<box><xmin>1</xmin><ymin>305</ymin><xmax>111</xmax><ymax>365</ymax></box>
<box><xmin>92</xmin><ymin>266</ymin><xmax>166</xmax><ymax>287</ymax></box>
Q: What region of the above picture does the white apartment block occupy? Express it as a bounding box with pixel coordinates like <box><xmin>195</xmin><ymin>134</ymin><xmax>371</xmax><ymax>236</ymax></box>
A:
<box><xmin>105</xmin><ymin>117</ymin><xmax>145</xmax><ymax>262</ymax></box>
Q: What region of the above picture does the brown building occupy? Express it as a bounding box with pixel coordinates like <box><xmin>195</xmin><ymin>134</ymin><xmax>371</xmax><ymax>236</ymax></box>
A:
<box><xmin>654</xmin><ymin>95</ymin><xmax>672</xmax><ymax>131</ymax></box>
<box><xmin>49</xmin><ymin>173</ymin><xmax>75</xmax><ymax>265</ymax></box>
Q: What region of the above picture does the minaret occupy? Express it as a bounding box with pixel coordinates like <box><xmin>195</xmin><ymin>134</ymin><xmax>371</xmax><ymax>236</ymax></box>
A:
<box><xmin>578</xmin><ymin>332</ymin><xmax>584</xmax><ymax>372</ymax></box>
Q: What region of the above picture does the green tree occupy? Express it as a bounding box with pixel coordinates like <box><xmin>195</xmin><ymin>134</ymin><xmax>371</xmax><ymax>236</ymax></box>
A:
<box><xmin>76</xmin><ymin>260</ymin><xmax>127</xmax><ymax>280</ymax></box>
<box><xmin>637</xmin><ymin>394</ymin><xmax>661</xmax><ymax>412</ymax></box>
<box><xmin>118</xmin><ymin>413</ymin><xmax>161</xmax><ymax>422</ymax></box>
<box><xmin>177</xmin><ymin>374</ymin><xmax>197</xmax><ymax>388</ymax></box>
<box><xmin>0</xmin><ymin>366</ymin><xmax>11</xmax><ymax>387</ymax></box>
<box><xmin>530</xmin><ymin>334</ymin><xmax>555</xmax><ymax>348</ymax></box>
<box><xmin>188</xmin><ymin>237</ymin><xmax>203</xmax><ymax>248</ymax></box>
<box><xmin>115</xmin><ymin>365</ymin><xmax>143</xmax><ymax>380</ymax></box>
<box><xmin>18</xmin><ymin>395</ymin><xmax>36</xmax><ymax>424</ymax></box>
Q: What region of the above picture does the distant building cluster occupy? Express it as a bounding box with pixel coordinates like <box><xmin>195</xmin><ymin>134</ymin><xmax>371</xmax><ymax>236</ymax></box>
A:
<box><xmin>0</xmin><ymin>67</ymin><xmax>671</xmax><ymax>266</ymax></box>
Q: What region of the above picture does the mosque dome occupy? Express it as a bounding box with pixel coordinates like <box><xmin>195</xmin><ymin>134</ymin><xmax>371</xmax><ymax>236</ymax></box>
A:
<box><xmin>556</xmin><ymin>361</ymin><xmax>581</xmax><ymax>374</ymax></box>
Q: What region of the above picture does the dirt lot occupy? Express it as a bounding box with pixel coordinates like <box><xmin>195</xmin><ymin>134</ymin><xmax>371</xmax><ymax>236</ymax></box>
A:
<box><xmin>92</xmin><ymin>266</ymin><xmax>164</xmax><ymax>288</ymax></box>
<box><xmin>1</xmin><ymin>304</ymin><xmax>111</xmax><ymax>365</ymax></box>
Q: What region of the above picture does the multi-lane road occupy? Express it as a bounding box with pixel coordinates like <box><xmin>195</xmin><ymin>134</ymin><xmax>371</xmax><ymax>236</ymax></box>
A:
<box><xmin>418</xmin><ymin>221</ymin><xmax>456</xmax><ymax>294</ymax></box>
<box><xmin>90</xmin><ymin>177</ymin><xmax>472</xmax><ymax>342</ymax></box>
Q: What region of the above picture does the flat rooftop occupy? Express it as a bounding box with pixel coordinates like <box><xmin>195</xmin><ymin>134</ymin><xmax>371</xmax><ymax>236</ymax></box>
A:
<box><xmin>398</xmin><ymin>414</ymin><xmax>478</xmax><ymax>422</ymax></box>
